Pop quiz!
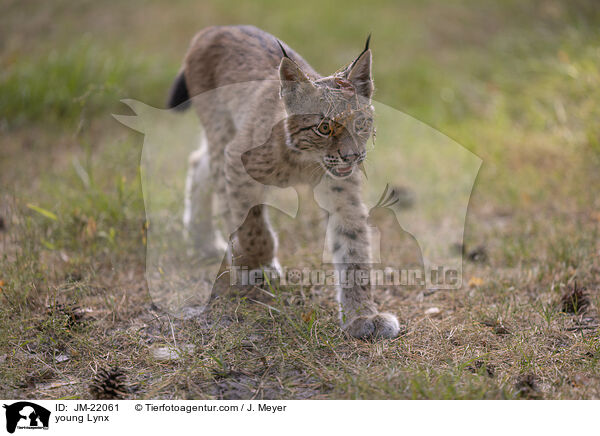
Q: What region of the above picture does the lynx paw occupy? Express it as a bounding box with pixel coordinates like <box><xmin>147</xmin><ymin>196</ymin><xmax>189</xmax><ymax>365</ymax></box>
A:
<box><xmin>265</xmin><ymin>257</ymin><xmax>283</xmax><ymax>278</ymax></box>
<box><xmin>254</xmin><ymin>258</ymin><xmax>282</xmax><ymax>287</ymax></box>
<box><xmin>344</xmin><ymin>312</ymin><xmax>400</xmax><ymax>340</ymax></box>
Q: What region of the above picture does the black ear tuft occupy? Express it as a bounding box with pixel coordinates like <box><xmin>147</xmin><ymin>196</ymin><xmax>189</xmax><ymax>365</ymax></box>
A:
<box><xmin>277</xmin><ymin>40</ymin><xmax>290</xmax><ymax>59</ymax></box>
<box><xmin>350</xmin><ymin>33</ymin><xmax>372</xmax><ymax>70</ymax></box>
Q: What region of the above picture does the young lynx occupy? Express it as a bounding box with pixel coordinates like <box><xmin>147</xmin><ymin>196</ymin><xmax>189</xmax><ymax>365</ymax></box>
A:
<box><xmin>169</xmin><ymin>25</ymin><xmax>400</xmax><ymax>340</ymax></box>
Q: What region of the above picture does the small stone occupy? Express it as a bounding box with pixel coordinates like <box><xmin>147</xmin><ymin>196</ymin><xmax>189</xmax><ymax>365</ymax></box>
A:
<box><xmin>425</xmin><ymin>307</ymin><xmax>441</xmax><ymax>318</ymax></box>
<box><xmin>150</xmin><ymin>344</ymin><xmax>195</xmax><ymax>361</ymax></box>
<box><xmin>55</xmin><ymin>354</ymin><xmax>70</xmax><ymax>363</ymax></box>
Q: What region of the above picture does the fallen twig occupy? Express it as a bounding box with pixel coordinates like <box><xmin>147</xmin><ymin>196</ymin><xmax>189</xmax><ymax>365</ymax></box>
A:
<box><xmin>565</xmin><ymin>324</ymin><xmax>599</xmax><ymax>331</ymax></box>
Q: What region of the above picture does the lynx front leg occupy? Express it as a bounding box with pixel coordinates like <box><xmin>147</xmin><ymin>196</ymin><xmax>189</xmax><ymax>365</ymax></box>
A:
<box><xmin>317</xmin><ymin>174</ymin><xmax>400</xmax><ymax>340</ymax></box>
<box><xmin>224</xmin><ymin>156</ymin><xmax>281</xmax><ymax>275</ymax></box>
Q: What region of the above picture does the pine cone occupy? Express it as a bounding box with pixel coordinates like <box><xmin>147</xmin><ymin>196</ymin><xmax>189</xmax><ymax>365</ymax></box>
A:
<box><xmin>46</xmin><ymin>303</ymin><xmax>84</xmax><ymax>329</ymax></box>
<box><xmin>560</xmin><ymin>281</ymin><xmax>589</xmax><ymax>314</ymax></box>
<box><xmin>89</xmin><ymin>367</ymin><xmax>127</xmax><ymax>400</ymax></box>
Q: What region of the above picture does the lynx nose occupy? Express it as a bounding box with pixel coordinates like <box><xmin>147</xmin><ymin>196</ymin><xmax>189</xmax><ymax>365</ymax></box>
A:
<box><xmin>338</xmin><ymin>150</ymin><xmax>360</xmax><ymax>163</ymax></box>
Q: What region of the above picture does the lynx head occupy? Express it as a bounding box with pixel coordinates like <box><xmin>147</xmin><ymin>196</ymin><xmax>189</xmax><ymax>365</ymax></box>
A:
<box><xmin>279</xmin><ymin>37</ymin><xmax>374</xmax><ymax>179</ymax></box>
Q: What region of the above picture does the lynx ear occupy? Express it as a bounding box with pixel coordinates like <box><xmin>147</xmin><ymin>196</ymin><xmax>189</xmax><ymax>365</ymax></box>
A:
<box><xmin>279</xmin><ymin>57</ymin><xmax>315</xmax><ymax>111</ymax></box>
<box><xmin>279</xmin><ymin>57</ymin><xmax>310</xmax><ymax>87</ymax></box>
<box><xmin>347</xmin><ymin>49</ymin><xmax>373</xmax><ymax>99</ymax></box>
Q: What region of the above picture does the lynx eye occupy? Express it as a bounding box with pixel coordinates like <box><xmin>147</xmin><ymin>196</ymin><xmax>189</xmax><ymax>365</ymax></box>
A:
<box><xmin>315</xmin><ymin>119</ymin><xmax>333</xmax><ymax>137</ymax></box>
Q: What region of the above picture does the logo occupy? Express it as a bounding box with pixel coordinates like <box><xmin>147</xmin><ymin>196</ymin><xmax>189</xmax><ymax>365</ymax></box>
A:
<box><xmin>3</xmin><ymin>402</ymin><xmax>50</xmax><ymax>433</ymax></box>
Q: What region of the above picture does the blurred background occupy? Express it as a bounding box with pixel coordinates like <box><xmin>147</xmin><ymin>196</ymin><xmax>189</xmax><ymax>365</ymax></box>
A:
<box><xmin>1</xmin><ymin>0</ymin><xmax>599</xmax><ymax>399</ymax></box>
<box><xmin>2</xmin><ymin>0</ymin><xmax>599</xmax><ymax>211</ymax></box>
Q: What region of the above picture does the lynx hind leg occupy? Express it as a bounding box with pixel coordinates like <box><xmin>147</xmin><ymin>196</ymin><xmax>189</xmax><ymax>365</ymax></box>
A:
<box><xmin>183</xmin><ymin>133</ymin><xmax>227</xmax><ymax>258</ymax></box>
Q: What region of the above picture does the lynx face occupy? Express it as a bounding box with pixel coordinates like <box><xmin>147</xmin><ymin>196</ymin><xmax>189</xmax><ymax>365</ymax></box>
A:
<box><xmin>279</xmin><ymin>49</ymin><xmax>374</xmax><ymax>179</ymax></box>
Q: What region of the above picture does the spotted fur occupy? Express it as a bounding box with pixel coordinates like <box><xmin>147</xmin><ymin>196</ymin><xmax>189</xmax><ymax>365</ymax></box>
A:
<box><xmin>176</xmin><ymin>25</ymin><xmax>399</xmax><ymax>340</ymax></box>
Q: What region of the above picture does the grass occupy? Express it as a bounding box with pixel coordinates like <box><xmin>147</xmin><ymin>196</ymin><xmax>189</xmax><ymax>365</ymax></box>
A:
<box><xmin>0</xmin><ymin>38</ymin><xmax>174</xmax><ymax>129</ymax></box>
<box><xmin>1</xmin><ymin>0</ymin><xmax>599</xmax><ymax>399</ymax></box>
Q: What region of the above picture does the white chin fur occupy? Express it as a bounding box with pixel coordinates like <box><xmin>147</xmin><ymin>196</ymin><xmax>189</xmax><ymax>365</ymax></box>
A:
<box><xmin>322</xmin><ymin>164</ymin><xmax>354</xmax><ymax>180</ymax></box>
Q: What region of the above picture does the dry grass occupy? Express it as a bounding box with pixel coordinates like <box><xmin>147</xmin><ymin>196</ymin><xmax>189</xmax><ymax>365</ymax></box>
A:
<box><xmin>1</xmin><ymin>0</ymin><xmax>600</xmax><ymax>399</ymax></box>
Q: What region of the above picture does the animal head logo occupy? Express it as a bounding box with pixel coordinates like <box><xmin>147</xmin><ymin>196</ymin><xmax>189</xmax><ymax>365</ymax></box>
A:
<box><xmin>3</xmin><ymin>402</ymin><xmax>51</xmax><ymax>434</ymax></box>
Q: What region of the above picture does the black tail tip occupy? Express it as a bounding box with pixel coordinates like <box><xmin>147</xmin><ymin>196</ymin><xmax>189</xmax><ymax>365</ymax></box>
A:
<box><xmin>167</xmin><ymin>71</ymin><xmax>191</xmax><ymax>111</ymax></box>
